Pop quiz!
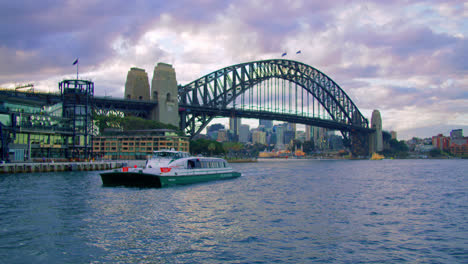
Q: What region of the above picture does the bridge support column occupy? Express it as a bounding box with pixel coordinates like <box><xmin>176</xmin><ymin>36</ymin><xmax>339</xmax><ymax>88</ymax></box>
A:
<box><xmin>151</xmin><ymin>63</ymin><xmax>179</xmax><ymax>127</ymax></box>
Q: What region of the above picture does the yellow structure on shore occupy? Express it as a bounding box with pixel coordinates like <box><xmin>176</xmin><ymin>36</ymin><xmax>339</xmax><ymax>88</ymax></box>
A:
<box><xmin>259</xmin><ymin>150</ymin><xmax>305</xmax><ymax>158</ymax></box>
<box><xmin>370</xmin><ymin>152</ymin><xmax>385</xmax><ymax>160</ymax></box>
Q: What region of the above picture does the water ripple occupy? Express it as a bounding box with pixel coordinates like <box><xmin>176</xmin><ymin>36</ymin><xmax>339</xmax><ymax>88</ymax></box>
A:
<box><xmin>0</xmin><ymin>160</ymin><xmax>467</xmax><ymax>263</ymax></box>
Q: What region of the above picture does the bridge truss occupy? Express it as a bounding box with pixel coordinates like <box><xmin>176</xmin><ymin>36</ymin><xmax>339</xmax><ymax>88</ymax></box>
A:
<box><xmin>179</xmin><ymin>59</ymin><xmax>372</xmax><ymax>154</ymax></box>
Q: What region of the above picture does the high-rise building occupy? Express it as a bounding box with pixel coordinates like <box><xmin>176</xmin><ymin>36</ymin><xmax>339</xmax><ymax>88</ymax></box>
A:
<box><xmin>450</xmin><ymin>129</ymin><xmax>467</xmax><ymax>146</ymax></box>
<box><xmin>450</xmin><ymin>129</ymin><xmax>463</xmax><ymax>139</ymax></box>
<box><xmin>252</xmin><ymin>130</ymin><xmax>266</xmax><ymax>145</ymax></box>
<box><xmin>275</xmin><ymin>125</ymin><xmax>285</xmax><ymax>148</ymax></box>
<box><xmin>432</xmin><ymin>134</ymin><xmax>450</xmax><ymax>150</ymax></box>
<box><xmin>239</xmin><ymin>124</ymin><xmax>250</xmax><ymax>143</ymax></box>
<box><xmin>369</xmin><ymin>109</ymin><xmax>383</xmax><ymax>153</ymax></box>
<box><xmin>124</xmin><ymin>68</ymin><xmax>150</xmax><ymax>100</ymax></box>
<box><xmin>208</xmin><ymin>123</ymin><xmax>225</xmax><ymax>132</ymax></box>
<box><xmin>207</xmin><ymin>124</ymin><xmax>225</xmax><ymax>141</ymax></box>
<box><xmin>305</xmin><ymin>125</ymin><xmax>312</xmax><ymax>141</ymax></box>
<box><xmin>284</xmin><ymin>130</ymin><xmax>295</xmax><ymax>146</ymax></box>
<box><xmin>230</xmin><ymin>117</ymin><xmax>241</xmax><ymax>137</ymax></box>
<box><xmin>259</xmin><ymin>119</ymin><xmax>273</xmax><ymax>130</ymax></box>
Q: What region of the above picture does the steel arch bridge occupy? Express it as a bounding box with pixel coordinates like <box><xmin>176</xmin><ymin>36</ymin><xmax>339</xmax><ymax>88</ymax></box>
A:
<box><xmin>179</xmin><ymin>59</ymin><xmax>373</xmax><ymax>154</ymax></box>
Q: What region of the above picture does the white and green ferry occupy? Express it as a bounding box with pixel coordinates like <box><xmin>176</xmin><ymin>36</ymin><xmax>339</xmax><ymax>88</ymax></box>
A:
<box><xmin>100</xmin><ymin>150</ymin><xmax>241</xmax><ymax>187</ymax></box>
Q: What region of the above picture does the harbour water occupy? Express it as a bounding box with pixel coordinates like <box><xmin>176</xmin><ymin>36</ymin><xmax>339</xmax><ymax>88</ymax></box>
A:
<box><xmin>0</xmin><ymin>159</ymin><xmax>467</xmax><ymax>263</ymax></box>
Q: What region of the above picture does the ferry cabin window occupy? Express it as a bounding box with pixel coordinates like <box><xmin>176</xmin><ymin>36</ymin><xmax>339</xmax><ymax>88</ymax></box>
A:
<box><xmin>187</xmin><ymin>160</ymin><xmax>226</xmax><ymax>169</ymax></box>
<box><xmin>187</xmin><ymin>159</ymin><xmax>201</xmax><ymax>169</ymax></box>
<box><xmin>187</xmin><ymin>160</ymin><xmax>194</xmax><ymax>169</ymax></box>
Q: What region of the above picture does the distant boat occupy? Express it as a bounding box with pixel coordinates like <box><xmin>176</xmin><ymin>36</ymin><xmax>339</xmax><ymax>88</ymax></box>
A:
<box><xmin>370</xmin><ymin>153</ymin><xmax>385</xmax><ymax>160</ymax></box>
<box><xmin>100</xmin><ymin>150</ymin><xmax>241</xmax><ymax>188</ymax></box>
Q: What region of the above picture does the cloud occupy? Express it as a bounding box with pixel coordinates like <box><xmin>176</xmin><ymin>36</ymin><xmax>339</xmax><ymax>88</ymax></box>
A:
<box><xmin>0</xmin><ymin>0</ymin><xmax>466</xmax><ymax>140</ymax></box>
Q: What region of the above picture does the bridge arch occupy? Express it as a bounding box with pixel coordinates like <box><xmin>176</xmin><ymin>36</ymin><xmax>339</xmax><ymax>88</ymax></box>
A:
<box><xmin>178</xmin><ymin>59</ymin><xmax>370</xmax><ymax>149</ymax></box>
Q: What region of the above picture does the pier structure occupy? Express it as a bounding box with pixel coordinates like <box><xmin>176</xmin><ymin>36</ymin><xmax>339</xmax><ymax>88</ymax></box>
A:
<box><xmin>0</xmin><ymin>161</ymin><xmax>126</xmax><ymax>174</ymax></box>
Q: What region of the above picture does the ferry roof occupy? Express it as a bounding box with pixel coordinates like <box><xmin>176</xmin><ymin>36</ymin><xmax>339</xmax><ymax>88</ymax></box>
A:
<box><xmin>153</xmin><ymin>149</ymin><xmax>189</xmax><ymax>153</ymax></box>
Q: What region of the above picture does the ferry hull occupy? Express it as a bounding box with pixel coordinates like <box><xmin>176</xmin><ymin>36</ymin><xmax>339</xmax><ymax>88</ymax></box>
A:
<box><xmin>159</xmin><ymin>171</ymin><xmax>241</xmax><ymax>187</ymax></box>
<box><xmin>100</xmin><ymin>172</ymin><xmax>162</xmax><ymax>188</ymax></box>
<box><xmin>100</xmin><ymin>171</ymin><xmax>241</xmax><ymax>188</ymax></box>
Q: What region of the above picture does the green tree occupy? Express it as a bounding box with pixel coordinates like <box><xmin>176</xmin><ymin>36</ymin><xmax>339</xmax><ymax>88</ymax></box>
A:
<box><xmin>222</xmin><ymin>142</ymin><xmax>244</xmax><ymax>152</ymax></box>
<box><xmin>94</xmin><ymin>112</ymin><xmax>183</xmax><ymax>135</ymax></box>
<box><xmin>190</xmin><ymin>139</ymin><xmax>224</xmax><ymax>156</ymax></box>
<box><xmin>208</xmin><ymin>142</ymin><xmax>216</xmax><ymax>156</ymax></box>
<box><xmin>429</xmin><ymin>148</ymin><xmax>442</xmax><ymax>157</ymax></box>
<box><xmin>302</xmin><ymin>140</ymin><xmax>315</xmax><ymax>153</ymax></box>
<box><xmin>93</xmin><ymin>112</ymin><xmax>123</xmax><ymax>133</ymax></box>
<box><xmin>381</xmin><ymin>139</ymin><xmax>409</xmax><ymax>158</ymax></box>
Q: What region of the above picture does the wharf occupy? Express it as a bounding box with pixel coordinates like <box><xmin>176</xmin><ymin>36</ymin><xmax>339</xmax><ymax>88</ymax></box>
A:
<box><xmin>0</xmin><ymin>161</ymin><xmax>126</xmax><ymax>174</ymax></box>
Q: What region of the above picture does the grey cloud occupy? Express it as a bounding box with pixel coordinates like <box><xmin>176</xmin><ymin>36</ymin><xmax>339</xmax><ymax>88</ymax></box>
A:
<box><xmin>0</xmin><ymin>0</ymin><xmax>233</xmax><ymax>83</ymax></box>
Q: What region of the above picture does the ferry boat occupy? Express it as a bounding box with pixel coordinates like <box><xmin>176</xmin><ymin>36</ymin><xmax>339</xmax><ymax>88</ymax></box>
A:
<box><xmin>100</xmin><ymin>150</ymin><xmax>241</xmax><ymax>187</ymax></box>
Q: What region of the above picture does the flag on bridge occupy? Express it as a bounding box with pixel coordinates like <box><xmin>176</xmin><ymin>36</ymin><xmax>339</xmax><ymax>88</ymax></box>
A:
<box><xmin>72</xmin><ymin>58</ymin><xmax>79</xmax><ymax>65</ymax></box>
<box><xmin>296</xmin><ymin>50</ymin><xmax>301</xmax><ymax>54</ymax></box>
<box><xmin>281</xmin><ymin>52</ymin><xmax>287</xmax><ymax>57</ymax></box>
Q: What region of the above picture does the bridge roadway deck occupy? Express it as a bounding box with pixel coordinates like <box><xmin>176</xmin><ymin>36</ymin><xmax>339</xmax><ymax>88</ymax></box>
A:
<box><xmin>0</xmin><ymin>89</ymin><xmax>373</xmax><ymax>133</ymax></box>
<box><xmin>181</xmin><ymin>105</ymin><xmax>374</xmax><ymax>133</ymax></box>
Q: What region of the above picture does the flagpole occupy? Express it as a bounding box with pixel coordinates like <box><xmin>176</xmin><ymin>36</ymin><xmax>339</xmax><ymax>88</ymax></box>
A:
<box><xmin>73</xmin><ymin>58</ymin><xmax>79</xmax><ymax>80</ymax></box>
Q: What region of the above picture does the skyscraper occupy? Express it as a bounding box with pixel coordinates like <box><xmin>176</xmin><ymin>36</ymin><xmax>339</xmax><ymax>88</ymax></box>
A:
<box><xmin>305</xmin><ymin>125</ymin><xmax>312</xmax><ymax>141</ymax></box>
<box><xmin>230</xmin><ymin>117</ymin><xmax>241</xmax><ymax>136</ymax></box>
<box><xmin>239</xmin><ymin>124</ymin><xmax>250</xmax><ymax>143</ymax></box>
<box><xmin>275</xmin><ymin>125</ymin><xmax>285</xmax><ymax>149</ymax></box>
<box><xmin>370</xmin><ymin>109</ymin><xmax>383</xmax><ymax>153</ymax></box>
<box><xmin>259</xmin><ymin>119</ymin><xmax>273</xmax><ymax>130</ymax></box>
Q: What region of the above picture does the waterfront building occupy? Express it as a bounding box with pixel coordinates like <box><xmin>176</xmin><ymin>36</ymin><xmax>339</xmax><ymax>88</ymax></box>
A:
<box><xmin>449</xmin><ymin>129</ymin><xmax>467</xmax><ymax>146</ymax></box>
<box><xmin>93</xmin><ymin>129</ymin><xmax>188</xmax><ymax>160</ymax></box>
<box><xmin>0</xmin><ymin>80</ymin><xmax>94</xmax><ymax>162</ymax></box>
<box><xmin>449</xmin><ymin>143</ymin><xmax>468</xmax><ymax>157</ymax></box>
<box><xmin>448</xmin><ymin>129</ymin><xmax>468</xmax><ymax>156</ymax></box>
<box><xmin>432</xmin><ymin>134</ymin><xmax>451</xmax><ymax>151</ymax></box>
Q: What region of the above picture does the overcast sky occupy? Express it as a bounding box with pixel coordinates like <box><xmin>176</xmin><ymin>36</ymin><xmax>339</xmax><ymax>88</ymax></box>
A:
<box><xmin>1</xmin><ymin>0</ymin><xmax>467</xmax><ymax>139</ymax></box>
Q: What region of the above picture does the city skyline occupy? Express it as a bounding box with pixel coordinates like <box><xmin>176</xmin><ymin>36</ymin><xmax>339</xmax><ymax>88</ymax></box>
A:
<box><xmin>1</xmin><ymin>1</ymin><xmax>467</xmax><ymax>140</ymax></box>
